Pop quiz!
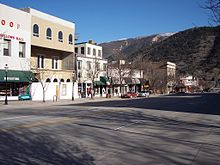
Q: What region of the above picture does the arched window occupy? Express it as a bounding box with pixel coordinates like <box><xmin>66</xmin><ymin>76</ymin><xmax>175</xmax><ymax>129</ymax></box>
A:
<box><xmin>33</xmin><ymin>24</ymin><xmax>39</xmax><ymax>37</ymax></box>
<box><xmin>69</xmin><ymin>34</ymin><xmax>73</xmax><ymax>44</ymax></box>
<box><xmin>58</xmin><ymin>31</ymin><xmax>63</xmax><ymax>42</ymax></box>
<box><xmin>60</xmin><ymin>79</ymin><xmax>64</xmax><ymax>82</ymax></box>
<box><xmin>46</xmin><ymin>28</ymin><xmax>52</xmax><ymax>40</ymax></box>
<box><xmin>66</xmin><ymin>79</ymin><xmax>71</xmax><ymax>82</ymax></box>
<box><xmin>53</xmin><ymin>78</ymin><xmax>58</xmax><ymax>82</ymax></box>
<box><xmin>46</xmin><ymin>78</ymin><xmax>51</xmax><ymax>82</ymax></box>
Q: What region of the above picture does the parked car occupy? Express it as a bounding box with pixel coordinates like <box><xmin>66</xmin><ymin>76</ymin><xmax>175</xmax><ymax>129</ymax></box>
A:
<box><xmin>138</xmin><ymin>91</ymin><xmax>150</xmax><ymax>97</ymax></box>
<box><xmin>18</xmin><ymin>94</ymin><xmax>32</xmax><ymax>101</ymax></box>
<box><xmin>121</xmin><ymin>92</ymin><xmax>138</xmax><ymax>98</ymax></box>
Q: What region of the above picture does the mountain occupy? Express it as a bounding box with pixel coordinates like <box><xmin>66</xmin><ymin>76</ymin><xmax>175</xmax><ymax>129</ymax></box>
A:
<box><xmin>100</xmin><ymin>26</ymin><xmax>220</xmax><ymax>79</ymax></box>
<box><xmin>99</xmin><ymin>33</ymin><xmax>174</xmax><ymax>59</ymax></box>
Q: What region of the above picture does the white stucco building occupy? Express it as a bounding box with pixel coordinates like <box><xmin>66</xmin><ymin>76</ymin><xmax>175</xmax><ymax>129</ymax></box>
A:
<box><xmin>75</xmin><ymin>41</ymin><xmax>108</xmax><ymax>98</ymax></box>
<box><xmin>0</xmin><ymin>4</ymin><xmax>32</xmax><ymax>101</ymax></box>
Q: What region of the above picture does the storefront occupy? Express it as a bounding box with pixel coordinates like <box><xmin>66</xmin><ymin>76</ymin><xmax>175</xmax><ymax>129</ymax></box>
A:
<box><xmin>0</xmin><ymin>70</ymin><xmax>34</xmax><ymax>100</ymax></box>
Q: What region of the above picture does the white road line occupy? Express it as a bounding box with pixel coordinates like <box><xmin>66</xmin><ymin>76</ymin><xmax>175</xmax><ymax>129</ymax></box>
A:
<box><xmin>0</xmin><ymin>116</ymin><xmax>30</xmax><ymax>121</ymax></box>
<box><xmin>114</xmin><ymin>121</ymin><xmax>140</xmax><ymax>131</ymax></box>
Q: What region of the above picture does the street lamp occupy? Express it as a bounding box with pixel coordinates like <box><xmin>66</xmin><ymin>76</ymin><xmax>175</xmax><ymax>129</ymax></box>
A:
<box><xmin>4</xmin><ymin>64</ymin><xmax>8</xmax><ymax>105</ymax></box>
<box><xmin>72</xmin><ymin>71</ymin><xmax>76</xmax><ymax>101</ymax></box>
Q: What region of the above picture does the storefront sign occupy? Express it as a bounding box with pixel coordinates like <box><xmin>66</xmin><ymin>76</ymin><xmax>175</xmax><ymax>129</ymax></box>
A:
<box><xmin>0</xmin><ymin>33</ymin><xmax>24</xmax><ymax>41</ymax></box>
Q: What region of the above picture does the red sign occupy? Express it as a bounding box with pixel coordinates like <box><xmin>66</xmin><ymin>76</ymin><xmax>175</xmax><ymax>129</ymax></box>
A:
<box><xmin>1</xmin><ymin>19</ymin><xmax>20</xmax><ymax>29</ymax></box>
<box><xmin>0</xmin><ymin>33</ymin><xmax>24</xmax><ymax>41</ymax></box>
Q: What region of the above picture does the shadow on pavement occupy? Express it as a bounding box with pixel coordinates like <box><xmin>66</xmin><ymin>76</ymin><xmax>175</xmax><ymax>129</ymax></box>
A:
<box><xmin>64</xmin><ymin>93</ymin><xmax>220</xmax><ymax>115</ymax></box>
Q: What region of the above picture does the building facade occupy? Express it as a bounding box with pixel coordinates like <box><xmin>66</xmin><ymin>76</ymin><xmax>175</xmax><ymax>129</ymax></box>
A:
<box><xmin>75</xmin><ymin>41</ymin><xmax>108</xmax><ymax>98</ymax></box>
<box><xmin>22</xmin><ymin>8</ymin><xmax>76</xmax><ymax>101</ymax></box>
<box><xmin>0</xmin><ymin>4</ymin><xmax>33</xmax><ymax>101</ymax></box>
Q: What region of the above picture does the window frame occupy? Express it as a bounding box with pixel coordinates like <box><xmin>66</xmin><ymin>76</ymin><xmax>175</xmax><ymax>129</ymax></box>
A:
<box><xmin>69</xmin><ymin>34</ymin><xmax>73</xmax><ymax>44</ymax></box>
<box><xmin>46</xmin><ymin>28</ymin><xmax>52</xmax><ymax>40</ymax></box>
<box><xmin>33</xmin><ymin>24</ymin><xmax>39</xmax><ymax>37</ymax></box>
<box><xmin>3</xmin><ymin>39</ymin><xmax>11</xmax><ymax>56</ymax></box>
<box><xmin>58</xmin><ymin>31</ymin><xmax>63</xmax><ymax>42</ymax></box>
<box><xmin>19</xmin><ymin>42</ymin><xmax>25</xmax><ymax>58</ymax></box>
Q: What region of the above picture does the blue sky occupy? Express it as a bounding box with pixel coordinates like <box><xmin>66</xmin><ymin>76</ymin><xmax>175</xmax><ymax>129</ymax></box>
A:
<box><xmin>0</xmin><ymin>0</ymin><xmax>210</xmax><ymax>43</ymax></box>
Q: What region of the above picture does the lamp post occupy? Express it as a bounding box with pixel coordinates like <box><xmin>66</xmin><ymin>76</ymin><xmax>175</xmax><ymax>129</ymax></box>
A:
<box><xmin>72</xmin><ymin>71</ymin><xmax>76</xmax><ymax>101</ymax></box>
<box><xmin>4</xmin><ymin>64</ymin><xmax>8</xmax><ymax>105</ymax></box>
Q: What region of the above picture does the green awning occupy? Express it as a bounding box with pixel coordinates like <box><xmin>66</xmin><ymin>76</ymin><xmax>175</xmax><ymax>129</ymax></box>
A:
<box><xmin>94</xmin><ymin>81</ymin><xmax>105</xmax><ymax>86</ymax></box>
<box><xmin>0</xmin><ymin>70</ymin><xmax>35</xmax><ymax>83</ymax></box>
<box><xmin>100</xmin><ymin>76</ymin><xmax>110</xmax><ymax>85</ymax></box>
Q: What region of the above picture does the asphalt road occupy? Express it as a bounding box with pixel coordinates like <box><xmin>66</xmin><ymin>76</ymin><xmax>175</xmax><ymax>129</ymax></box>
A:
<box><xmin>0</xmin><ymin>93</ymin><xmax>220</xmax><ymax>165</ymax></box>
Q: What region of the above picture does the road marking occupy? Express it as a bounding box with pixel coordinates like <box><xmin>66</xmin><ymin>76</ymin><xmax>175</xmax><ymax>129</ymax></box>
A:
<box><xmin>114</xmin><ymin>121</ymin><xmax>141</xmax><ymax>131</ymax></box>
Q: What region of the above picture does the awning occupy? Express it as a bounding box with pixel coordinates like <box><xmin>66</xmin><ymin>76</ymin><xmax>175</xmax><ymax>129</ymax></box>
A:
<box><xmin>0</xmin><ymin>70</ymin><xmax>35</xmax><ymax>83</ymax></box>
<box><xmin>94</xmin><ymin>81</ymin><xmax>105</xmax><ymax>86</ymax></box>
<box><xmin>100</xmin><ymin>76</ymin><xmax>110</xmax><ymax>85</ymax></box>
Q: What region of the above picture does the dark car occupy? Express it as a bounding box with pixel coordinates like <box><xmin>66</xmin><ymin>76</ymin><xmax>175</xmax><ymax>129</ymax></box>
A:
<box><xmin>121</xmin><ymin>92</ymin><xmax>138</xmax><ymax>98</ymax></box>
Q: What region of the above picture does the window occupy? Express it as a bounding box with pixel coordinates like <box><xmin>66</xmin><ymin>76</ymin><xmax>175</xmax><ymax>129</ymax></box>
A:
<box><xmin>58</xmin><ymin>31</ymin><xmax>63</xmax><ymax>42</ymax></box>
<box><xmin>66</xmin><ymin>79</ymin><xmax>71</xmax><ymax>82</ymax></box>
<box><xmin>103</xmin><ymin>63</ymin><xmax>107</xmax><ymax>71</ymax></box>
<box><xmin>33</xmin><ymin>24</ymin><xmax>39</xmax><ymax>37</ymax></box>
<box><xmin>53</xmin><ymin>78</ymin><xmax>58</xmax><ymax>82</ymax></box>
<box><xmin>93</xmin><ymin>48</ymin><xmax>96</xmax><ymax>56</ymax></box>
<box><xmin>46</xmin><ymin>28</ymin><xmax>52</xmax><ymax>40</ymax></box>
<box><xmin>78</xmin><ymin>72</ymin><xmax>81</xmax><ymax>78</ymax></box>
<box><xmin>46</xmin><ymin>78</ymin><xmax>51</xmax><ymax>82</ymax></box>
<box><xmin>52</xmin><ymin>56</ymin><xmax>58</xmax><ymax>69</ymax></box>
<box><xmin>98</xmin><ymin>50</ymin><xmax>102</xmax><ymax>57</ymax></box>
<box><xmin>3</xmin><ymin>39</ymin><xmax>10</xmax><ymax>56</ymax></box>
<box><xmin>75</xmin><ymin>47</ymin><xmax>78</xmax><ymax>54</ymax></box>
<box><xmin>77</xmin><ymin>60</ymin><xmax>82</xmax><ymax>70</ymax></box>
<box><xmin>19</xmin><ymin>42</ymin><xmax>25</xmax><ymax>58</ymax></box>
<box><xmin>69</xmin><ymin>34</ymin><xmax>73</xmax><ymax>44</ymax></box>
<box><xmin>81</xmin><ymin>47</ymin><xmax>85</xmax><ymax>54</ymax></box>
<box><xmin>87</xmin><ymin>61</ymin><xmax>91</xmax><ymax>70</ymax></box>
<box><xmin>87</xmin><ymin>47</ymin><xmax>91</xmax><ymax>55</ymax></box>
<box><xmin>60</xmin><ymin>79</ymin><xmax>64</xmax><ymax>82</ymax></box>
<box><xmin>37</xmin><ymin>55</ymin><xmax>44</xmax><ymax>68</ymax></box>
<box><xmin>96</xmin><ymin>63</ymin><xmax>100</xmax><ymax>71</ymax></box>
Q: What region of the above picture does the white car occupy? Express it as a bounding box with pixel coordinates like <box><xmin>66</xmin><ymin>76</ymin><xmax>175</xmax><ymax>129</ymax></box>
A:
<box><xmin>138</xmin><ymin>91</ymin><xmax>150</xmax><ymax>97</ymax></box>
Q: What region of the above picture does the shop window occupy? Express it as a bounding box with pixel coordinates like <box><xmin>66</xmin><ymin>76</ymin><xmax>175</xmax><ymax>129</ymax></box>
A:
<box><xmin>58</xmin><ymin>31</ymin><xmax>63</xmax><ymax>42</ymax></box>
<box><xmin>52</xmin><ymin>56</ymin><xmax>58</xmax><ymax>69</ymax></box>
<box><xmin>37</xmin><ymin>55</ymin><xmax>44</xmax><ymax>68</ymax></box>
<box><xmin>69</xmin><ymin>34</ymin><xmax>73</xmax><ymax>44</ymax></box>
<box><xmin>19</xmin><ymin>42</ymin><xmax>25</xmax><ymax>58</ymax></box>
<box><xmin>46</xmin><ymin>28</ymin><xmax>52</xmax><ymax>40</ymax></box>
<box><xmin>3</xmin><ymin>39</ymin><xmax>11</xmax><ymax>56</ymax></box>
<box><xmin>33</xmin><ymin>24</ymin><xmax>39</xmax><ymax>37</ymax></box>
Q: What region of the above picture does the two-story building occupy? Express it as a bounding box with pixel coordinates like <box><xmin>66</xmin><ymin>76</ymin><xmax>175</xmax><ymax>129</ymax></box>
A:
<box><xmin>22</xmin><ymin>8</ymin><xmax>76</xmax><ymax>101</ymax></box>
<box><xmin>0</xmin><ymin>4</ymin><xmax>34</xmax><ymax>101</ymax></box>
<box><xmin>75</xmin><ymin>40</ymin><xmax>108</xmax><ymax>98</ymax></box>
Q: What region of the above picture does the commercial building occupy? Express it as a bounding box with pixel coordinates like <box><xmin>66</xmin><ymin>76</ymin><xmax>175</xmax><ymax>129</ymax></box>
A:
<box><xmin>75</xmin><ymin>41</ymin><xmax>108</xmax><ymax>98</ymax></box>
<box><xmin>0</xmin><ymin>4</ymin><xmax>33</xmax><ymax>101</ymax></box>
<box><xmin>21</xmin><ymin>8</ymin><xmax>76</xmax><ymax>101</ymax></box>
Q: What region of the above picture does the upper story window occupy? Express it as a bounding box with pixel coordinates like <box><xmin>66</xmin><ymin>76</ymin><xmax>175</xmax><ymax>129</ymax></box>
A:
<box><xmin>81</xmin><ymin>47</ymin><xmax>85</xmax><ymax>55</ymax></box>
<box><xmin>93</xmin><ymin>48</ymin><xmax>96</xmax><ymax>56</ymax></box>
<box><xmin>46</xmin><ymin>28</ymin><xmax>52</xmax><ymax>40</ymax></box>
<box><xmin>33</xmin><ymin>24</ymin><xmax>39</xmax><ymax>37</ymax></box>
<box><xmin>19</xmin><ymin>42</ymin><xmax>25</xmax><ymax>58</ymax></box>
<box><xmin>52</xmin><ymin>56</ymin><xmax>59</xmax><ymax>69</ymax></box>
<box><xmin>69</xmin><ymin>34</ymin><xmax>73</xmax><ymax>44</ymax></box>
<box><xmin>58</xmin><ymin>31</ymin><xmax>63</xmax><ymax>42</ymax></box>
<box><xmin>3</xmin><ymin>39</ymin><xmax>11</xmax><ymax>56</ymax></box>
<box><xmin>87</xmin><ymin>61</ymin><xmax>91</xmax><ymax>70</ymax></box>
<box><xmin>75</xmin><ymin>47</ymin><xmax>78</xmax><ymax>54</ymax></box>
<box><xmin>87</xmin><ymin>47</ymin><xmax>91</xmax><ymax>55</ymax></box>
<box><xmin>77</xmin><ymin>60</ymin><xmax>82</xmax><ymax>70</ymax></box>
<box><xmin>98</xmin><ymin>50</ymin><xmax>102</xmax><ymax>57</ymax></box>
<box><xmin>37</xmin><ymin>55</ymin><xmax>44</xmax><ymax>68</ymax></box>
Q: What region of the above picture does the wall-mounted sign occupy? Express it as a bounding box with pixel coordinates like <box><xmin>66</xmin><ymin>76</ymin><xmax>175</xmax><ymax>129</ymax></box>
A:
<box><xmin>1</xmin><ymin>19</ymin><xmax>20</xmax><ymax>29</ymax></box>
<box><xmin>0</xmin><ymin>33</ymin><xmax>24</xmax><ymax>41</ymax></box>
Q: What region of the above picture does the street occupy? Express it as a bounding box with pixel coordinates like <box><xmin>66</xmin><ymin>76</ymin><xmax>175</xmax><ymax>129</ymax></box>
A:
<box><xmin>0</xmin><ymin>93</ymin><xmax>220</xmax><ymax>165</ymax></box>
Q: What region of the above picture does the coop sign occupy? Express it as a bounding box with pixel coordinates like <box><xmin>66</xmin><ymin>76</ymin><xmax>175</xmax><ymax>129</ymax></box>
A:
<box><xmin>4</xmin><ymin>77</ymin><xmax>20</xmax><ymax>81</ymax></box>
<box><xmin>1</xmin><ymin>19</ymin><xmax>20</xmax><ymax>29</ymax></box>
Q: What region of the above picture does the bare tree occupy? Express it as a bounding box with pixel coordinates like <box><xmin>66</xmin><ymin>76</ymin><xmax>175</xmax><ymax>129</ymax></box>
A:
<box><xmin>204</xmin><ymin>0</ymin><xmax>220</xmax><ymax>25</ymax></box>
